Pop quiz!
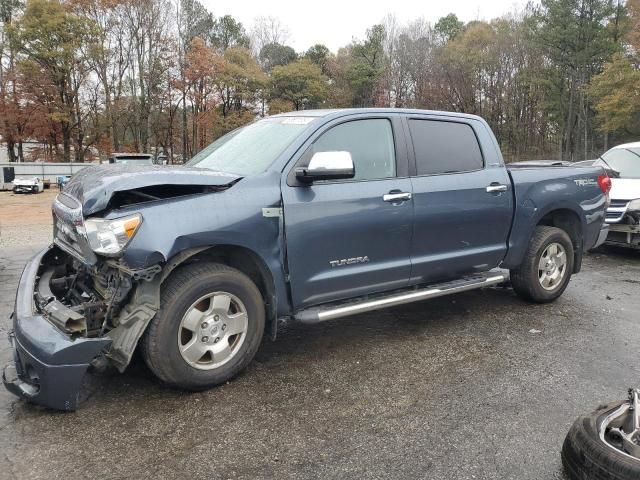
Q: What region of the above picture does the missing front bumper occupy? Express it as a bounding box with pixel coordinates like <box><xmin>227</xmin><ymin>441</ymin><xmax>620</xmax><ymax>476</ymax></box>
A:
<box><xmin>3</xmin><ymin>247</ymin><xmax>111</xmax><ymax>411</ymax></box>
<box><xmin>2</xmin><ymin>333</ymin><xmax>91</xmax><ymax>411</ymax></box>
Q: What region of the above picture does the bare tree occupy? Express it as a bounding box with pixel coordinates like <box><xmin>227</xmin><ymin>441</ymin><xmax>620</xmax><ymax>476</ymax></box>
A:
<box><xmin>121</xmin><ymin>0</ymin><xmax>174</xmax><ymax>152</ymax></box>
<box><xmin>249</xmin><ymin>15</ymin><xmax>289</xmax><ymax>57</ymax></box>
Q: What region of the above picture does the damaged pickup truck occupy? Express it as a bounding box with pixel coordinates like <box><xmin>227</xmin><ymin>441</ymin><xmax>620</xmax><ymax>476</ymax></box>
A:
<box><xmin>3</xmin><ymin>109</ymin><xmax>611</xmax><ymax>410</ymax></box>
<box><xmin>599</xmin><ymin>142</ymin><xmax>640</xmax><ymax>249</ymax></box>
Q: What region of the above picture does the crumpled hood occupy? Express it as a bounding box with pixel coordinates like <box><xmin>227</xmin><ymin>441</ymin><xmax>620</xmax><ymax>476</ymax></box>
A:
<box><xmin>64</xmin><ymin>164</ymin><xmax>240</xmax><ymax>215</ymax></box>
<box><xmin>610</xmin><ymin>178</ymin><xmax>640</xmax><ymax>201</ymax></box>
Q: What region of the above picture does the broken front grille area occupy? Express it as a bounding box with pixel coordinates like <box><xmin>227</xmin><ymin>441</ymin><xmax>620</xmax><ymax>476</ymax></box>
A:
<box><xmin>34</xmin><ymin>247</ymin><xmax>132</xmax><ymax>337</ymax></box>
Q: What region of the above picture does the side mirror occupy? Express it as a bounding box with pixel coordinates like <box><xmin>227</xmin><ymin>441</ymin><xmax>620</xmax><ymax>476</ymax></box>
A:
<box><xmin>295</xmin><ymin>151</ymin><xmax>355</xmax><ymax>183</ymax></box>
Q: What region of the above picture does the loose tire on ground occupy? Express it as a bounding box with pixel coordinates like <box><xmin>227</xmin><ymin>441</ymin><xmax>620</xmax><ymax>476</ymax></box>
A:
<box><xmin>562</xmin><ymin>401</ymin><xmax>640</xmax><ymax>480</ymax></box>
<box><xmin>510</xmin><ymin>226</ymin><xmax>574</xmax><ymax>303</ymax></box>
<box><xmin>141</xmin><ymin>262</ymin><xmax>265</xmax><ymax>390</ymax></box>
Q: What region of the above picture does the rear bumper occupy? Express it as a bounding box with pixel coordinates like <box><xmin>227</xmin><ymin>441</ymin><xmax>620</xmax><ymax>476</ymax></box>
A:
<box><xmin>2</xmin><ymin>247</ymin><xmax>111</xmax><ymax>411</ymax></box>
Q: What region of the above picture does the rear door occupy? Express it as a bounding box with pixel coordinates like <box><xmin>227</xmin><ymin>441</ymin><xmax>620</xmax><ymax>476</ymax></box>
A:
<box><xmin>405</xmin><ymin>116</ymin><xmax>513</xmax><ymax>284</ymax></box>
<box><xmin>282</xmin><ymin>114</ymin><xmax>414</xmax><ymax>309</ymax></box>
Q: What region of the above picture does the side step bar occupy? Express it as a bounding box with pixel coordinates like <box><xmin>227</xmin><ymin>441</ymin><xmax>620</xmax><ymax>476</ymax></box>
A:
<box><xmin>294</xmin><ymin>271</ymin><xmax>509</xmax><ymax>324</ymax></box>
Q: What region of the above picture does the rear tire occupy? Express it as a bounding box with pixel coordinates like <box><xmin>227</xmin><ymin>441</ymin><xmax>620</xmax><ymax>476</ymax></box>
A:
<box><xmin>141</xmin><ymin>262</ymin><xmax>265</xmax><ymax>390</ymax></box>
<box><xmin>510</xmin><ymin>226</ymin><xmax>574</xmax><ymax>303</ymax></box>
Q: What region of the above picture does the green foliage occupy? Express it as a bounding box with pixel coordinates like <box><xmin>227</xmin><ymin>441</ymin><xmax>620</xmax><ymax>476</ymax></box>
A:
<box><xmin>304</xmin><ymin>44</ymin><xmax>330</xmax><ymax>73</ymax></box>
<box><xmin>529</xmin><ymin>0</ymin><xmax>623</xmax><ymax>158</ymax></box>
<box><xmin>534</xmin><ymin>0</ymin><xmax>618</xmax><ymax>70</ymax></box>
<box><xmin>6</xmin><ymin>0</ymin><xmax>98</xmax><ymax>161</ymax></box>
<box><xmin>349</xmin><ymin>24</ymin><xmax>386</xmax><ymax>106</ymax></box>
<box><xmin>259</xmin><ymin>42</ymin><xmax>297</xmax><ymax>72</ymax></box>
<box><xmin>271</xmin><ymin>58</ymin><xmax>328</xmax><ymax>110</ymax></box>
<box><xmin>179</xmin><ymin>0</ymin><xmax>215</xmax><ymax>47</ymax></box>
<box><xmin>434</xmin><ymin>13</ymin><xmax>463</xmax><ymax>43</ymax></box>
<box><xmin>213</xmin><ymin>15</ymin><xmax>249</xmax><ymax>51</ymax></box>
<box><xmin>218</xmin><ymin>47</ymin><xmax>266</xmax><ymax>115</ymax></box>
<box><xmin>589</xmin><ymin>53</ymin><xmax>640</xmax><ymax>134</ymax></box>
<box><xmin>8</xmin><ymin>0</ymin><xmax>97</xmax><ymax>76</ymax></box>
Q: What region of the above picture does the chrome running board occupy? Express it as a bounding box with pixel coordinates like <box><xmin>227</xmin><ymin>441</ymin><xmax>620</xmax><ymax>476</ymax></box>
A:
<box><xmin>294</xmin><ymin>271</ymin><xmax>509</xmax><ymax>324</ymax></box>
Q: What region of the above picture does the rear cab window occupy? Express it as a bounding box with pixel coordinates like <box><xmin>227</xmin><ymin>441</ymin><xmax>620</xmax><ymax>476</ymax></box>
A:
<box><xmin>408</xmin><ymin>119</ymin><xmax>484</xmax><ymax>176</ymax></box>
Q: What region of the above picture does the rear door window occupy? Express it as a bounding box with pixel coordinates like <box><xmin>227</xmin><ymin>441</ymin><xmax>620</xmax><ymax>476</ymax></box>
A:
<box><xmin>409</xmin><ymin>119</ymin><xmax>484</xmax><ymax>176</ymax></box>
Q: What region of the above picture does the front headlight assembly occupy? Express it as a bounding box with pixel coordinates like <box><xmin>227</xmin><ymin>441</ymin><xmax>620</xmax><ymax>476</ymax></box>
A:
<box><xmin>627</xmin><ymin>199</ymin><xmax>640</xmax><ymax>212</ymax></box>
<box><xmin>78</xmin><ymin>213</ymin><xmax>142</xmax><ymax>256</ymax></box>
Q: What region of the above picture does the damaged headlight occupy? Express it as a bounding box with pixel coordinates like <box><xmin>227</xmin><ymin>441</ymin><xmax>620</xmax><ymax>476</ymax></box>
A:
<box><xmin>628</xmin><ymin>199</ymin><xmax>640</xmax><ymax>211</ymax></box>
<box><xmin>78</xmin><ymin>214</ymin><xmax>142</xmax><ymax>256</ymax></box>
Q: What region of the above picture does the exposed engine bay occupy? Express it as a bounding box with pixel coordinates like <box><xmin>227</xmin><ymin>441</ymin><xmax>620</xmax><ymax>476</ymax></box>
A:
<box><xmin>35</xmin><ymin>247</ymin><xmax>132</xmax><ymax>336</ymax></box>
<box><xmin>34</xmin><ymin>246</ymin><xmax>162</xmax><ymax>370</ymax></box>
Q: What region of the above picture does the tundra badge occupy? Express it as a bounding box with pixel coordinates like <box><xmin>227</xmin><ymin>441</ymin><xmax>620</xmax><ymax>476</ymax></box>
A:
<box><xmin>329</xmin><ymin>256</ymin><xmax>370</xmax><ymax>268</ymax></box>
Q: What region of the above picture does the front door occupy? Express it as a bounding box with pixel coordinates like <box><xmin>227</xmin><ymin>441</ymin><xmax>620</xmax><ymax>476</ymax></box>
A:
<box><xmin>282</xmin><ymin>116</ymin><xmax>414</xmax><ymax>309</ymax></box>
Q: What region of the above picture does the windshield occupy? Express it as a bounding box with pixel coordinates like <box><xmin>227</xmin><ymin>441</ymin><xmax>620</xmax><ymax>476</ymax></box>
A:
<box><xmin>187</xmin><ymin>117</ymin><xmax>313</xmax><ymax>175</ymax></box>
<box><xmin>600</xmin><ymin>148</ymin><xmax>640</xmax><ymax>178</ymax></box>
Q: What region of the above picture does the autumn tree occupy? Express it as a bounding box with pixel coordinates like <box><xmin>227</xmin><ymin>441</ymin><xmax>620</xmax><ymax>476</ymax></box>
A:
<box><xmin>589</xmin><ymin>53</ymin><xmax>640</xmax><ymax>136</ymax></box>
<box><xmin>324</xmin><ymin>47</ymin><xmax>357</xmax><ymax>107</ymax></box>
<box><xmin>627</xmin><ymin>0</ymin><xmax>640</xmax><ymax>54</ymax></box>
<box><xmin>8</xmin><ymin>0</ymin><xmax>97</xmax><ymax>161</ymax></box>
<box><xmin>176</xmin><ymin>0</ymin><xmax>214</xmax><ymax>160</ymax></box>
<box><xmin>2</xmin><ymin>0</ymin><xmax>636</xmax><ymax>165</ymax></box>
<box><xmin>184</xmin><ymin>37</ymin><xmax>222</xmax><ymax>154</ymax></box>
<box><xmin>0</xmin><ymin>0</ymin><xmax>23</xmax><ymax>162</ymax></box>
<box><xmin>217</xmin><ymin>47</ymin><xmax>265</xmax><ymax>117</ymax></box>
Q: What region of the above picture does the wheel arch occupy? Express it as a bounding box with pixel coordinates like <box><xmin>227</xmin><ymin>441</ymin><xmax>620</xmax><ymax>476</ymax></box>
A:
<box><xmin>536</xmin><ymin>208</ymin><xmax>584</xmax><ymax>273</ymax></box>
<box><xmin>161</xmin><ymin>245</ymin><xmax>279</xmax><ymax>339</ymax></box>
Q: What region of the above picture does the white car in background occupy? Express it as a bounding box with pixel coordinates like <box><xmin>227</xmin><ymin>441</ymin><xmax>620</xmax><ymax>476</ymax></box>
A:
<box><xmin>597</xmin><ymin>142</ymin><xmax>640</xmax><ymax>249</ymax></box>
<box><xmin>12</xmin><ymin>176</ymin><xmax>44</xmax><ymax>194</ymax></box>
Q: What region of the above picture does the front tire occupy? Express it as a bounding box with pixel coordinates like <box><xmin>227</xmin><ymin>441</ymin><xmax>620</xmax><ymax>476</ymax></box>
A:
<box><xmin>141</xmin><ymin>262</ymin><xmax>265</xmax><ymax>390</ymax></box>
<box><xmin>510</xmin><ymin>226</ymin><xmax>574</xmax><ymax>303</ymax></box>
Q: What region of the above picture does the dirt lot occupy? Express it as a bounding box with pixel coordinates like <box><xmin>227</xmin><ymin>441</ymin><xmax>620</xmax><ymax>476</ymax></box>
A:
<box><xmin>0</xmin><ymin>191</ymin><xmax>639</xmax><ymax>480</ymax></box>
<box><xmin>0</xmin><ymin>190</ymin><xmax>56</xmax><ymax>249</ymax></box>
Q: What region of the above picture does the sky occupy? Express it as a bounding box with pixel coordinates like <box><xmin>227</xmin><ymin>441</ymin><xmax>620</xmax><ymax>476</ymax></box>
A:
<box><xmin>203</xmin><ymin>0</ymin><xmax>528</xmax><ymax>52</ymax></box>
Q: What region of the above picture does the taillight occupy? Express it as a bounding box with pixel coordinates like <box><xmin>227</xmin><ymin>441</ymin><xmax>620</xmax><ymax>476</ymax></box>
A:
<box><xmin>597</xmin><ymin>174</ymin><xmax>611</xmax><ymax>195</ymax></box>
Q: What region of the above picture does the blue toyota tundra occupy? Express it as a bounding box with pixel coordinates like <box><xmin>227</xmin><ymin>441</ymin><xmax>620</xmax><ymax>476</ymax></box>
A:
<box><xmin>3</xmin><ymin>109</ymin><xmax>611</xmax><ymax>410</ymax></box>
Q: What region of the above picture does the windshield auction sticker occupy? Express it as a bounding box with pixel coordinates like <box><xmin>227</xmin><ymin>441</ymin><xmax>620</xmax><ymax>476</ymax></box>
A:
<box><xmin>281</xmin><ymin>117</ymin><xmax>314</xmax><ymax>125</ymax></box>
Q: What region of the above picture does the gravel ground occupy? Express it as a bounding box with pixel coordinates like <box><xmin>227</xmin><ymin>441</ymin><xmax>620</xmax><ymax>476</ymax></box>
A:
<box><xmin>0</xmin><ymin>190</ymin><xmax>55</xmax><ymax>249</ymax></box>
<box><xmin>0</xmin><ymin>190</ymin><xmax>639</xmax><ymax>479</ymax></box>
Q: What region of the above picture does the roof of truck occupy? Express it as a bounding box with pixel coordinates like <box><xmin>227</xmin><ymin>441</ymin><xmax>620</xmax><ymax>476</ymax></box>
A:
<box><xmin>271</xmin><ymin>108</ymin><xmax>484</xmax><ymax>122</ymax></box>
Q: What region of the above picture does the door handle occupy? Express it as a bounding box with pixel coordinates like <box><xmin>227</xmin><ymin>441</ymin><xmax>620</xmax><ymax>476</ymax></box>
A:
<box><xmin>486</xmin><ymin>184</ymin><xmax>508</xmax><ymax>193</ymax></box>
<box><xmin>383</xmin><ymin>191</ymin><xmax>412</xmax><ymax>202</ymax></box>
